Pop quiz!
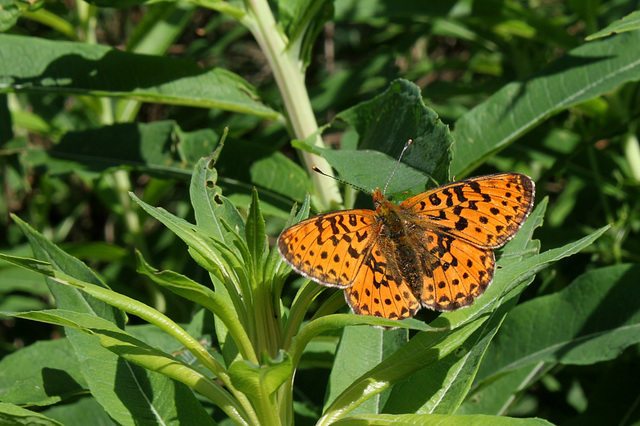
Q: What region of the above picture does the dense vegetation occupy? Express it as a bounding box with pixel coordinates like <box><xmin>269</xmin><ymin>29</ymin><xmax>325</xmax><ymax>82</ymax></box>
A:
<box><xmin>1</xmin><ymin>1</ymin><xmax>640</xmax><ymax>425</ymax></box>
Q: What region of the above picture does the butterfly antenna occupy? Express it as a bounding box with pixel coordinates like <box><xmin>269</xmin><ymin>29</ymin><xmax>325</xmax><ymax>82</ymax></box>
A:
<box><xmin>383</xmin><ymin>139</ymin><xmax>413</xmax><ymax>196</ymax></box>
<box><xmin>312</xmin><ymin>167</ymin><xmax>370</xmax><ymax>194</ymax></box>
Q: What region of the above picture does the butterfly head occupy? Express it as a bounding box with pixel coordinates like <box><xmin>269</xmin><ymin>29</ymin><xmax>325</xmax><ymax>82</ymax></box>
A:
<box><xmin>372</xmin><ymin>188</ymin><xmax>386</xmax><ymax>209</ymax></box>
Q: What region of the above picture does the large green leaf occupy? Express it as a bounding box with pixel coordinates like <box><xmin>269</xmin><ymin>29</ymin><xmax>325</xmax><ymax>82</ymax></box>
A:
<box><xmin>45</xmin><ymin>121</ymin><xmax>219</xmax><ymax>176</ymax></box>
<box><xmin>318</xmin><ymin>318</ymin><xmax>487</xmax><ymax>425</ymax></box>
<box><xmin>324</xmin><ymin>326</ymin><xmax>407</xmax><ymax>415</ymax></box>
<box><xmin>6</xmin><ymin>217</ymin><xmax>213</xmax><ymax>425</ymax></box>
<box><xmin>5</xmin><ymin>309</ymin><xmax>223</xmax><ymax>425</ymax></box>
<box><xmin>41</xmin><ymin>398</ymin><xmax>113</xmax><ymax>426</ymax></box>
<box><xmin>0</xmin><ymin>339</ymin><xmax>86</xmax><ymax>407</ymax></box>
<box><xmin>249</xmin><ymin>151</ymin><xmax>311</xmax><ymax>202</ymax></box>
<box><xmin>451</xmin><ymin>31</ymin><xmax>640</xmax><ymax>176</ymax></box>
<box><xmin>333</xmin><ymin>79</ymin><xmax>453</xmax><ymax>193</ymax></box>
<box><xmin>8</xmin><ymin>216</ymin><xmax>124</xmax><ymax>324</ymax></box>
<box><xmin>131</xmin><ymin>191</ymin><xmax>245</xmax><ymax>281</ymax></box>
<box><xmin>0</xmin><ymin>34</ymin><xmax>277</xmax><ymax>119</ymax></box>
<box><xmin>477</xmin><ymin>263</ymin><xmax>640</xmax><ymax>382</ymax></box>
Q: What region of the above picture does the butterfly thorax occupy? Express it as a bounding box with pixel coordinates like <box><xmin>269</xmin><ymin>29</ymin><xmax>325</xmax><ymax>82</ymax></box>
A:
<box><xmin>373</xmin><ymin>189</ymin><xmax>407</xmax><ymax>238</ymax></box>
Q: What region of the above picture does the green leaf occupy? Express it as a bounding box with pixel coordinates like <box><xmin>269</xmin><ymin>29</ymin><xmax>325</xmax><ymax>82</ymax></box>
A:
<box><xmin>40</xmin><ymin>398</ymin><xmax>113</xmax><ymax>426</ymax></box>
<box><xmin>451</xmin><ymin>31</ymin><xmax>640</xmax><ymax>176</ymax></box>
<box><xmin>187</xmin><ymin>153</ymin><xmax>251</xmax><ymax>365</ymax></box>
<box><xmin>0</xmin><ymin>253</ymin><xmax>54</xmax><ymax>277</ymax></box>
<box><xmin>477</xmin><ymin>264</ymin><xmax>640</xmax><ymax>382</ymax></box>
<box><xmin>3</xmin><ymin>236</ymin><xmax>238</xmax><ymax>416</ymax></box>
<box><xmin>6</xmin><ymin>310</ymin><xmax>224</xmax><ymax>425</ymax></box>
<box><xmin>0</xmin><ymin>34</ymin><xmax>277</xmax><ymax>119</ymax></box>
<box><xmin>46</xmin><ymin>121</ymin><xmax>219</xmax><ymax>177</ymax></box>
<box><xmin>0</xmin><ymin>339</ymin><xmax>86</xmax><ymax>407</ymax></box>
<box><xmin>324</xmin><ymin>326</ymin><xmax>407</xmax><ymax>415</ymax></box>
<box><xmin>190</xmin><ymin>155</ymin><xmax>246</xmax><ymax>245</ymax></box>
<box><xmin>0</xmin><ymin>402</ymin><xmax>64</xmax><ymax>426</ymax></box>
<box><xmin>279</xmin><ymin>0</ymin><xmax>333</xmax><ymax>67</ymax></box>
<box><xmin>43</xmin><ymin>267</ymin><xmax>229</xmax><ymax>379</ymax></box>
<box><xmin>135</xmin><ymin>251</ymin><xmax>258</xmax><ymax>365</ymax></box>
<box><xmin>318</xmin><ymin>318</ymin><xmax>487</xmax><ymax>425</ymax></box>
<box><xmin>8</xmin><ymin>213</ymin><xmax>134</xmax><ymax>422</ymax></box>
<box><xmin>86</xmin><ymin>0</ymin><xmax>247</xmax><ymax>20</ymax></box>
<box><xmin>332</xmin><ymin>413</ymin><xmax>553</xmax><ymax>425</ymax></box>
<box><xmin>333</xmin><ymin>79</ymin><xmax>453</xmax><ymax>192</ymax></box>
<box><xmin>228</xmin><ymin>350</ymin><xmax>293</xmax><ymax>397</ymax></box>
<box><xmin>9</xmin><ymin>215</ymin><xmax>124</xmax><ymax>326</ymax></box>
<box><xmin>131</xmin><ymin>191</ymin><xmax>246</xmax><ymax>283</ymax></box>
<box><xmin>437</xmin><ymin>220</ymin><xmax>609</xmax><ymax>330</ymax></box>
<box><xmin>585</xmin><ymin>10</ymin><xmax>640</xmax><ymax>41</ymax></box>
<box><xmin>246</xmin><ymin>188</ymin><xmax>267</xmax><ymax>270</ymax></box>
<box><xmin>457</xmin><ymin>363</ymin><xmax>549</xmax><ymax>415</ymax></box>
<box><xmin>318</xmin><ymin>148</ymin><xmax>434</xmax><ymax>199</ymax></box>
<box><xmin>249</xmin><ymin>151</ymin><xmax>311</xmax><ymax>202</ymax></box>
<box><xmin>0</xmin><ymin>0</ymin><xmax>21</xmax><ymax>32</ymax></box>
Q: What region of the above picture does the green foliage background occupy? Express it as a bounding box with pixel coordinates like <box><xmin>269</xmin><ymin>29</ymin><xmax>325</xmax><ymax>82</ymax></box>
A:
<box><xmin>2</xmin><ymin>0</ymin><xmax>640</xmax><ymax>425</ymax></box>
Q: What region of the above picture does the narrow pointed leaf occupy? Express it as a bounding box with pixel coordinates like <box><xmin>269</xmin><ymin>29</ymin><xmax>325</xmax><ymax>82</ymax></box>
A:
<box><xmin>452</xmin><ymin>31</ymin><xmax>640</xmax><ymax>175</ymax></box>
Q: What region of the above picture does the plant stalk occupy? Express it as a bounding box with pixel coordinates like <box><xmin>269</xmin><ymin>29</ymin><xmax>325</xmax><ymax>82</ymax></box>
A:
<box><xmin>242</xmin><ymin>0</ymin><xmax>343</xmax><ymax>210</ymax></box>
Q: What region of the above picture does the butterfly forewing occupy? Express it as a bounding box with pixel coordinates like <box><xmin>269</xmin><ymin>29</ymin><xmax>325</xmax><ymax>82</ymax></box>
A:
<box><xmin>278</xmin><ymin>210</ymin><xmax>381</xmax><ymax>288</ymax></box>
<box><xmin>401</xmin><ymin>173</ymin><xmax>535</xmax><ymax>248</ymax></box>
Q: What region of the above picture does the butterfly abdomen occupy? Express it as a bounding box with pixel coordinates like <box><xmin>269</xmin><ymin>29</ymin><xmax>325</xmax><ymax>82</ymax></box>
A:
<box><xmin>376</xmin><ymin>196</ymin><xmax>424</xmax><ymax>294</ymax></box>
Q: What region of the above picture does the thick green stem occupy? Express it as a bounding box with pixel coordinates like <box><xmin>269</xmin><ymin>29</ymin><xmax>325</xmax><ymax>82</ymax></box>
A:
<box><xmin>242</xmin><ymin>0</ymin><xmax>342</xmax><ymax>210</ymax></box>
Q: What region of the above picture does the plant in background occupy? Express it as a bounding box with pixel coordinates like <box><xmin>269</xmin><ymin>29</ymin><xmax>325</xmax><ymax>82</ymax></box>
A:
<box><xmin>2</xmin><ymin>1</ymin><xmax>640</xmax><ymax>425</ymax></box>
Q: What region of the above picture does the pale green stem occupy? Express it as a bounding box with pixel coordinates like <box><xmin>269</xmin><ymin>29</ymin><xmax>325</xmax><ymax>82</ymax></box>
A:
<box><xmin>241</xmin><ymin>0</ymin><xmax>342</xmax><ymax>210</ymax></box>
<box><xmin>281</xmin><ymin>281</ymin><xmax>323</xmax><ymax>350</ymax></box>
<box><xmin>623</xmin><ymin>128</ymin><xmax>640</xmax><ymax>182</ymax></box>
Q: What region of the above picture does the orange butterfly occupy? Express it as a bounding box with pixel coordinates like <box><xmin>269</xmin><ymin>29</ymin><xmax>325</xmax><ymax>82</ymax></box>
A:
<box><xmin>278</xmin><ymin>173</ymin><xmax>535</xmax><ymax>320</ymax></box>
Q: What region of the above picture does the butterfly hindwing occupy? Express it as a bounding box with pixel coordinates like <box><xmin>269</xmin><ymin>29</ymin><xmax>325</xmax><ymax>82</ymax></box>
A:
<box><xmin>344</xmin><ymin>236</ymin><xmax>420</xmax><ymax>319</ymax></box>
<box><xmin>278</xmin><ymin>210</ymin><xmax>380</xmax><ymax>288</ymax></box>
<box><xmin>411</xmin><ymin>229</ymin><xmax>495</xmax><ymax>311</ymax></box>
<box><xmin>401</xmin><ymin>173</ymin><xmax>535</xmax><ymax>248</ymax></box>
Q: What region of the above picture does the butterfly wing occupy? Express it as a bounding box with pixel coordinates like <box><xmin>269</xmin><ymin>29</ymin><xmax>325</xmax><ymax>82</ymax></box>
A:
<box><xmin>401</xmin><ymin>173</ymin><xmax>535</xmax><ymax>248</ymax></box>
<box><xmin>344</xmin><ymin>236</ymin><xmax>421</xmax><ymax>319</ymax></box>
<box><xmin>409</xmin><ymin>229</ymin><xmax>495</xmax><ymax>311</ymax></box>
<box><xmin>278</xmin><ymin>210</ymin><xmax>382</xmax><ymax>288</ymax></box>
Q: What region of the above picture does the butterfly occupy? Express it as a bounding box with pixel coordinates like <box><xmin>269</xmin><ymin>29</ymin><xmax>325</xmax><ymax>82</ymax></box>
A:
<box><xmin>278</xmin><ymin>173</ymin><xmax>535</xmax><ymax>320</ymax></box>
